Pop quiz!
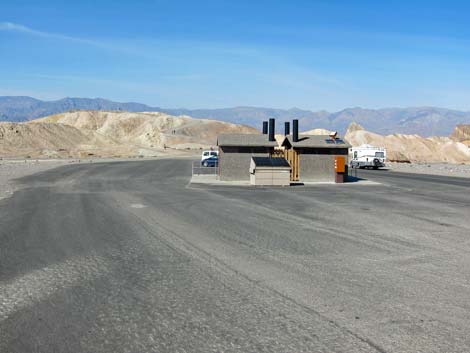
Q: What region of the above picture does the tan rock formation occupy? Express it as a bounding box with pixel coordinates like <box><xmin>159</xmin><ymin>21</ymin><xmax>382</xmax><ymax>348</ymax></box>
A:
<box><xmin>1</xmin><ymin>110</ymin><xmax>258</xmax><ymax>158</ymax></box>
<box><xmin>451</xmin><ymin>125</ymin><xmax>470</xmax><ymax>147</ymax></box>
<box><xmin>345</xmin><ymin>122</ymin><xmax>470</xmax><ymax>164</ymax></box>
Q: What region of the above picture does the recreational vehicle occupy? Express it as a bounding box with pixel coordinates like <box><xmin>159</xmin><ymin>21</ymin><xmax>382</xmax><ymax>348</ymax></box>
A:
<box><xmin>350</xmin><ymin>144</ymin><xmax>386</xmax><ymax>169</ymax></box>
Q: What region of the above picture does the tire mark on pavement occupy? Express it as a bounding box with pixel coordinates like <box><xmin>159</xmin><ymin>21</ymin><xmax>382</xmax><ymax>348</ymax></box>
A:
<box><xmin>120</xmin><ymin>196</ymin><xmax>387</xmax><ymax>353</ymax></box>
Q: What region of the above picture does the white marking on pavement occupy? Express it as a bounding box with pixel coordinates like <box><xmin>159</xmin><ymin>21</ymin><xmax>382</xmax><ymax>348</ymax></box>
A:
<box><xmin>130</xmin><ymin>203</ymin><xmax>147</xmax><ymax>209</ymax></box>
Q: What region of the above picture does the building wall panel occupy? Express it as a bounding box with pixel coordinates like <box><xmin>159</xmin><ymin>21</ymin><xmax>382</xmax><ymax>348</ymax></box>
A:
<box><xmin>219</xmin><ymin>147</ymin><xmax>273</xmax><ymax>181</ymax></box>
<box><xmin>296</xmin><ymin>148</ymin><xmax>349</xmax><ymax>182</ymax></box>
<box><xmin>299</xmin><ymin>155</ymin><xmax>335</xmax><ymax>182</ymax></box>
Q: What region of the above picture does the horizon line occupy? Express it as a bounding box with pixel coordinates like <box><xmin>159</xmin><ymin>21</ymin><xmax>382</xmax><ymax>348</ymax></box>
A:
<box><xmin>0</xmin><ymin>95</ymin><xmax>468</xmax><ymax>114</ymax></box>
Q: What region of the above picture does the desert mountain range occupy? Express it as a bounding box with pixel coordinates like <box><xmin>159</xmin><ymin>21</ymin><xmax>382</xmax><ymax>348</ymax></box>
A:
<box><xmin>2</xmin><ymin>96</ymin><xmax>470</xmax><ymax>137</ymax></box>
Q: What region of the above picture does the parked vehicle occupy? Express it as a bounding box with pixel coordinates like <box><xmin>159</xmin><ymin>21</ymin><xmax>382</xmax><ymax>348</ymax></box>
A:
<box><xmin>201</xmin><ymin>156</ymin><xmax>218</xmax><ymax>167</ymax></box>
<box><xmin>201</xmin><ymin>150</ymin><xmax>218</xmax><ymax>162</ymax></box>
<box><xmin>350</xmin><ymin>144</ymin><xmax>386</xmax><ymax>169</ymax></box>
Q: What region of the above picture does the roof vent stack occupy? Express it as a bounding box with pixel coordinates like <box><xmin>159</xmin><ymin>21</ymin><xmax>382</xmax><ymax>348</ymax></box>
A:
<box><xmin>268</xmin><ymin>118</ymin><xmax>275</xmax><ymax>142</ymax></box>
<box><xmin>262</xmin><ymin>121</ymin><xmax>268</xmax><ymax>135</ymax></box>
<box><xmin>293</xmin><ymin>119</ymin><xmax>299</xmax><ymax>142</ymax></box>
<box><xmin>284</xmin><ymin>122</ymin><xmax>290</xmax><ymax>136</ymax></box>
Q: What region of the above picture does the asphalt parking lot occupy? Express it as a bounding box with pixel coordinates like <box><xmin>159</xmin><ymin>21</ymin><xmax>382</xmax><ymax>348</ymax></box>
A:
<box><xmin>1</xmin><ymin>159</ymin><xmax>469</xmax><ymax>352</ymax></box>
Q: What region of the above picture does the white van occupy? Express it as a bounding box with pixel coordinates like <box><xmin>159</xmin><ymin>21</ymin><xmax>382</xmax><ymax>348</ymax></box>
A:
<box><xmin>350</xmin><ymin>144</ymin><xmax>386</xmax><ymax>169</ymax></box>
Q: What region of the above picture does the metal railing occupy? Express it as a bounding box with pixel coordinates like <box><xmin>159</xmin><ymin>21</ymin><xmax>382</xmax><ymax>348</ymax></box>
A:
<box><xmin>348</xmin><ymin>164</ymin><xmax>358</xmax><ymax>179</ymax></box>
<box><xmin>192</xmin><ymin>161</ymin><xmax>218</xmax><ymax>176</ymax></box>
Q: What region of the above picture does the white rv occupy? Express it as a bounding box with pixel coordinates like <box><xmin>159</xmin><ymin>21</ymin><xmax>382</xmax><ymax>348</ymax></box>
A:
<box><xmin>349</xmin><ymin>144</ymin><xmax>386</xmax><ymax>169</ymax></box>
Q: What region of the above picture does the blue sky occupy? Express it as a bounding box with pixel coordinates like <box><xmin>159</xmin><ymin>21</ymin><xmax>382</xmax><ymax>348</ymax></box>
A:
<box><xmin>1</xmin><ymin>0</ymin><xmax>470</xmax><ymax>111</ymax></box>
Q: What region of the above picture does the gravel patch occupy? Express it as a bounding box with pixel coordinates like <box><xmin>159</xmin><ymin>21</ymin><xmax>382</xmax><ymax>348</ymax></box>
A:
<box><xmin>0</xmin><ymin>159</ymin><xmax>80</xmax><ymax>200</ymax></box>
<box><xmin>388</xmin><ymin>162</ymin><xmax>470</xmax><ymax>178</ymax></box>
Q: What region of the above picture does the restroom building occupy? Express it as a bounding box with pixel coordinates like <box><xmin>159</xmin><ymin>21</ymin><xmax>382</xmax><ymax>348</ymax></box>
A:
<box><xmin>217</xmin><ymin>118</ymin><xmax>350</xmax><ymax>183</ymax></box>
<box><xmin>280</xmin><ymin>119</ymin><xmax>350</xmax><ymax>182</ymax></box>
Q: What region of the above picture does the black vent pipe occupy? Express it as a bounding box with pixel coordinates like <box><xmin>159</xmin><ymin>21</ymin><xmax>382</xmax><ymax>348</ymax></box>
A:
<box><xmin>262</xmin><ymin>121</ymin><xmax>268</xmax><ymax>134</ymax></box>
<box><xmin>284</xmin><ymin>122</ymin><xmax>290</xmax><ymax>136</ymax></box>
<box><xmin>268</xmin><ymin>118</ymin><xmax>275</xmax><ymax>142</ymax></box>
<box><xmin>293</xmin><ymin>119</ymin><xmax>299</xmax><ymax>142</ymax></box>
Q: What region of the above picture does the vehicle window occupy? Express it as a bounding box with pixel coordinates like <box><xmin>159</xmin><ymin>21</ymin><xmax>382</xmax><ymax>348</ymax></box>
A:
<box><xmin>354</xmin><ymin>151</ymin><xmax>358</xmax><ymax>158</ymax></box>
<box><xmin>203</xmin><ymin>152</ymin><xmax>209</xmax><ymax>156</ymax></box>
<box><xmin>210</xmin><ymin>151</ymin><xmax>218</xmax><ymax>156</ymax></box>
<box><xmin>375</xmin><ymin>152</ymin><xmax>384</xmax><ymax>158</ymax></box>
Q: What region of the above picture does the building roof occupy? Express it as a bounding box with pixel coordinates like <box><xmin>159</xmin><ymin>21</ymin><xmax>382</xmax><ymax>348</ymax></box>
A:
<box><xmin>251</xmin><ymin>157</ymin><xmax>290</xmax><ymax>167</ymax></box>
<box><xmin>281</xmin><ymin>135</ymin><xmax>351</xmax><ymax>149</ymax></box>
<box><xmin>217</xmin><ymin>134</ymin><xmax>278</xmax><ymax>147</ymax></box>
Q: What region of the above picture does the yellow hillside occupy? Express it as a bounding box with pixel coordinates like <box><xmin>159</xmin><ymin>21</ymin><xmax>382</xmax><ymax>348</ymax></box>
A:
<box><xmin>1</xmin><ymin>110</ymin><xmax>258</xmax><ymax>158</ymax></box>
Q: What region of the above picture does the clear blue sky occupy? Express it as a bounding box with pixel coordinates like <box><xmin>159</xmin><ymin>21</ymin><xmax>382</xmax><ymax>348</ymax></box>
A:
<box><xmin>1</xmin><ymin>0</ymin><xmax>470</xmax><ymax>111</ymax></box>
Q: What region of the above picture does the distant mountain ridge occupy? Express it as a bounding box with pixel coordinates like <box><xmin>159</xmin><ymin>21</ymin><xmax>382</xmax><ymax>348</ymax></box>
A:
<box><xmin>2</xmin><ymin>96</ymin><xmax>470</xmax><ymax>137</ymax></box>
<box><xmin>0</xmin><ymin>96</ymin><xmax>160</xmax><ymax>122</ymax></box>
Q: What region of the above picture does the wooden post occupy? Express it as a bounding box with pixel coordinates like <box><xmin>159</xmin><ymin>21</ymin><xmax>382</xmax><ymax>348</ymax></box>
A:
<box><xmin>283</xmin><ymin>149</ymin><xmax>299</xmax><ymax>182</ymax></box>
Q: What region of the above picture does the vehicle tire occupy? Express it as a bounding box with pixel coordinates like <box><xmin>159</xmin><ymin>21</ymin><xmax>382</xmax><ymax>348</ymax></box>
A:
<box><xmin>203</xmin><ymin>161</ymin><xmax>209</xmax><ymax>167</ymax></box>
<box><xmin>373</xmin><ymin>158</ymin><xmax>381</xmax><ymax>169</ymax></box>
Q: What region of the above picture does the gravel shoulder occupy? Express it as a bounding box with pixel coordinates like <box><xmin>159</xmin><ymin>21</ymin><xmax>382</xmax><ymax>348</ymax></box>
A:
<box><xmin>387</xmin><ymin>162</ymin><xmax>470</xmax><ymax>178</ymax></box>
<box><xmin>0</xmin><ymin>159</ymin><xmax>78</xmax><ymax>200</ymax></box>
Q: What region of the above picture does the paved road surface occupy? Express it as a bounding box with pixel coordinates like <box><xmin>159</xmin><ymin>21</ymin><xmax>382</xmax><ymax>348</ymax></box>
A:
<box><xmin>1</xmin><ymin>160</ymin><xmax>470</xmax><ymax>353</ymax></box>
